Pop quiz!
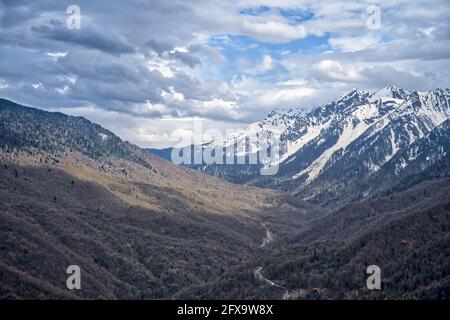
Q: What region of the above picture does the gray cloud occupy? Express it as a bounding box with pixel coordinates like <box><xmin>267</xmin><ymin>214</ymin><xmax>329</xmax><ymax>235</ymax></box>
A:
<box><xmin>168</xmin><ymin>50</ymin><xmax>202</xmax><ymax>68</ymax></box>
<box><xmin>0</xmin><ymin>0</ymin><xmax>449</xmax><ymax>147</ymax></box>
<box><xmin>146</xmin><ymin>39</ymin><xmax>174</xmax><ymax>55</ymax></box>
<box><xmin>361</xmin><ymin>65</ymin><xmax>430</xmax><ymax>90</ymax></box>
<box><xmin>31</xmin><ymin>20</ymin><xmax>135</xmax><ymax>55</ymax></box>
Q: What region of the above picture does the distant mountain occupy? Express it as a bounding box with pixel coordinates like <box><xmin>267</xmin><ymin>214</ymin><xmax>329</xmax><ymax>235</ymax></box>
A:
<box><xmin>149</xmin><ymin>87</ymin><xmax>450</xmax><ymax>206</ymax></box>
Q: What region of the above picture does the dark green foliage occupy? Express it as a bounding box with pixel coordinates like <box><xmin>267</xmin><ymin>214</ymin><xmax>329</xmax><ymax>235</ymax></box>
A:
<box><xmin>0</xmin><ymin>99</ymin><xmax>150</xmax><ymax>168</ymax></box>
<box><xmin>0</xmin><ymin>165</ymin><xmax>266</xmax><ymax>299</ymax></box>
<box><xmin>179</xmin><ymin>179</ymin><xmax>450</xmax><ymax>299</ymax></box>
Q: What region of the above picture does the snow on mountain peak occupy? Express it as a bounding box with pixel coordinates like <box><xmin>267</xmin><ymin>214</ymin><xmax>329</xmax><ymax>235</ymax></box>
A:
<box><xmin>187</xmin><ymin>87</ymin><xmax>449</xmax><ymax>205</ymax></box>
<box><xmin>370</xmin><ymin>86</ymin><xmax>410</xmax><ymax>101</ymax></box>
<box><xmin>337</xmin><ymin>88</ymin><xmax>369</xmax><ymax>102</ymax></box>
<box><xmin>215</xmin><ymin>88</ymin><xmax>448</xmax><ymax>172</ymax></box>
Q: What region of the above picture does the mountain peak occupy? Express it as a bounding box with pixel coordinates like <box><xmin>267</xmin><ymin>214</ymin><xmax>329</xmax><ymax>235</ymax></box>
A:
<box><xmin>342</xmin><ymin>88</ymin><xmax>369</xmax><ymax>99</ymax></box>
<box><xmin>371</xmin><ymin>86</ymin><xmax>410</xmax><ymax>100</ymax></box>
<box><xmin>263</xmin><ymin>108</ymin><xmax>304</xmax><ymax>126</ymax></box>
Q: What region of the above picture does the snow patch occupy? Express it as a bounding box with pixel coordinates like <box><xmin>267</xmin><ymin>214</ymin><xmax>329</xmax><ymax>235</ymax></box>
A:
<box><xmin>294</xmin><ymin>118</ymin><xmax>370</xmax><ymax>182</ymax></box>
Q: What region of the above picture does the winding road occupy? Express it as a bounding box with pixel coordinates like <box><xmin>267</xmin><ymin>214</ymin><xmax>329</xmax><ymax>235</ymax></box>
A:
<box><xmin>254</xmin><ymin>266</ymin><xmax>290</xmax><ymax>295</ymax></box>
<box><xmin>259</xmin><ymin>223</ymin><xmax>273</xmax><ymax>248</ymax></box>
<box><xmin>254</xmin><ymin>222</ymin><xmax>297</xmax><ymax>299</ymax></box>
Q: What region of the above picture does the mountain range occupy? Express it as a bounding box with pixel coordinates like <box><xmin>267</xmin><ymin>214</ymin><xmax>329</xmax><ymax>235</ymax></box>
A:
<box><xmin>1</xmin><ymin>93</ymin><xmax>449</xmax><ymax>300</ymax></box>
<box><xmin>150</xmin><ymin>87</ymin><xmax>450</xmax><ymax>207</ymax></box>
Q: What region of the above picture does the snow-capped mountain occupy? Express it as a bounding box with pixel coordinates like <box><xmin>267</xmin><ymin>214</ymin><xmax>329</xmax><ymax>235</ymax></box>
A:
<box><xmin>219</xmin><ymin>86</ymin><xmax>448</xmax><ymax>170</ymax></box>
<box><xmin>150</xmin><ymin>87</ymin><xmax>450</xmax><ymax>206</ymax></box>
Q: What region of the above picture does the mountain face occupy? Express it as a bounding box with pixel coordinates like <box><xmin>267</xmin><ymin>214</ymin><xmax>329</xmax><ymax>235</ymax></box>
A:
<box><xmin>150</xmin><ymin>87</ymin><xmax>450</xmax><ymax>206</ymax></box>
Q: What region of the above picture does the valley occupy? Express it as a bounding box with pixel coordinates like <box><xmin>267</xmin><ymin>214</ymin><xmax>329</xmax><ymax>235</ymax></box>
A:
<box><xmin>1</xmin><ymin>96</ymin><xmax>449</xmax><ymax>300</ymax></box>
<box><xmin>0</xmin><ymin>98</ymin><xmax>325</xmax><ymax>299</ymax></box>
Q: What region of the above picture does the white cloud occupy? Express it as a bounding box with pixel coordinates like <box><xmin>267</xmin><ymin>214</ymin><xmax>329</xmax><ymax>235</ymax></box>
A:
<box><xmin>55</xmin><ymin>85</ymin><xmax>70</xmax><ymax>95</ymax></box>
<box><xmin>329</xmin><ymin>34</ymin><xmax>380</xmax><ymax>52</ymax></box>
<box><xmin>245</xmin><ymin>54</ymin><xmax>276</xmax><ymax>74</ymax></box>
<box><xmin>279</xmin><ymin>79</ymin><xmax>308</xmax><ymax>86</ymax></box>
<box><xmin>199</xmin><ymin>98</ymin><xmax>241</xmax><ymax>119</ymax></box>
<box><xmin>255</xmin><ymin>87</ymin><xmax>317</xmax><ymax>108</ymax></box>
<box><xmin>312</xmin><ymin>60</ymin><xmax>362</xmax><ymax>82</ymax></box>
<box><xmin>0</xmin><ymin>79</ymin><xmax>9</xmax><ymax>90</ymax></box>
<box><xmin>32</xmin><ymin>83</ymin><xmax>43</xmax><ymax>89</ymax></box>
<box><xmin>146</xmin><ymin>55</ymin><xmax>176</xmax><ymax>78</ymax></box>
<box><xmin>260</xmin><ymin>55</ymin><xmax>275</xmax><ymax>72</ymax></box>
<box><xmin>161</xmin><ymin>87</ymin><xmax>185</xmax><ymax>102</ymax></box>
<box><xmin>231</xmin><ymin>76</ymin><xmax>318</xmax><ymax>114</ymax></box>
<box><xmin>241</xmin><ymin>19</ymin><xmax>308</xmax><ymax>43</ymax></box>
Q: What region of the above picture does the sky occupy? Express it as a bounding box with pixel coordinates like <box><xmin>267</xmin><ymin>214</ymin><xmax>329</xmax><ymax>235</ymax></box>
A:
<box><xmin>0</xmin><ymin>0</ymin><xmax>449</xmax><ymax>148</ymax></box>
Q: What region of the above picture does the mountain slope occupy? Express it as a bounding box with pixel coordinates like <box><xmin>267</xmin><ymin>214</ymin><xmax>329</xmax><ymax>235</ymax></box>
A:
<box><xmin>0</xmin><ymin>98</ymin><xmax>280</xmax><ymax>215</ymax></box>
<box><xmin>150</xmin><ymin>87</ymin><xmax>450</xmax><ymax>206</ymax></box>
<box><xmin>294</xmin><ymin>118</ymin><xmax>450</xmax><ymax>205</ymax></box>
<box><xmin>179</xmin><ymin>178</ymin><xmax>450</xmax><ymax>299</ymax></box>
<box><xmin>0</xmin><ymin>98</ymin><xmax>326</xmax><ymax>299</ymax></box>
<box><xmin>0</xmin><ymin>163</ymin><xmax>266</xmax><ymax>299</ymax></box>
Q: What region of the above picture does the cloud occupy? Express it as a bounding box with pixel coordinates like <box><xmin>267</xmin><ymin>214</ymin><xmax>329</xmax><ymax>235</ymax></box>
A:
<box><xmin>241</xmin><ymin>19</ymin><xmax>307</xmax><ymax>42</ymax></box>
<box><xmin>146</xmin><ymin>39</ymin><xmax>174</xmax><ymax>55</ymax></box>
<box><xmin>0</xmin><ymin>0</ymin><xmax>449</xmax><ymax>147</ymax></box>
<box><xmin>0</xmin><ymin>79</ymin><xmax>9</xmax><ymax>90</ymax></box>
<box><xmin>312</xmin><ymin>60</ymin><xmax>362</xmax><ymax>82</ymax></box>
<box><xmin>31</xmin><ymin>21</ymin><xmax>135</xmax><ymax>55</ymax></box>
<box><xmin>360</xmin><ymin>65</ymin><xmax>434</xmax><ymax>90</ymax></box>
<box><xmin>328</xmin><ymin>34</ymin><xmax>380</xmax><ymax>52</ymax></box>
<box><xmin>245</xmin><ymin>54</ymin><xmax>276</xmax><ymax>74</ymax></box>
<box><xmin>259</xmin><ymin>55</ymin><xmax>275</xmax><ymax>72</ymax></box>
<box><xmin>168</xmin><ymin>50</ymin><xmax>202</xmax><ymax>68</ymax></box>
